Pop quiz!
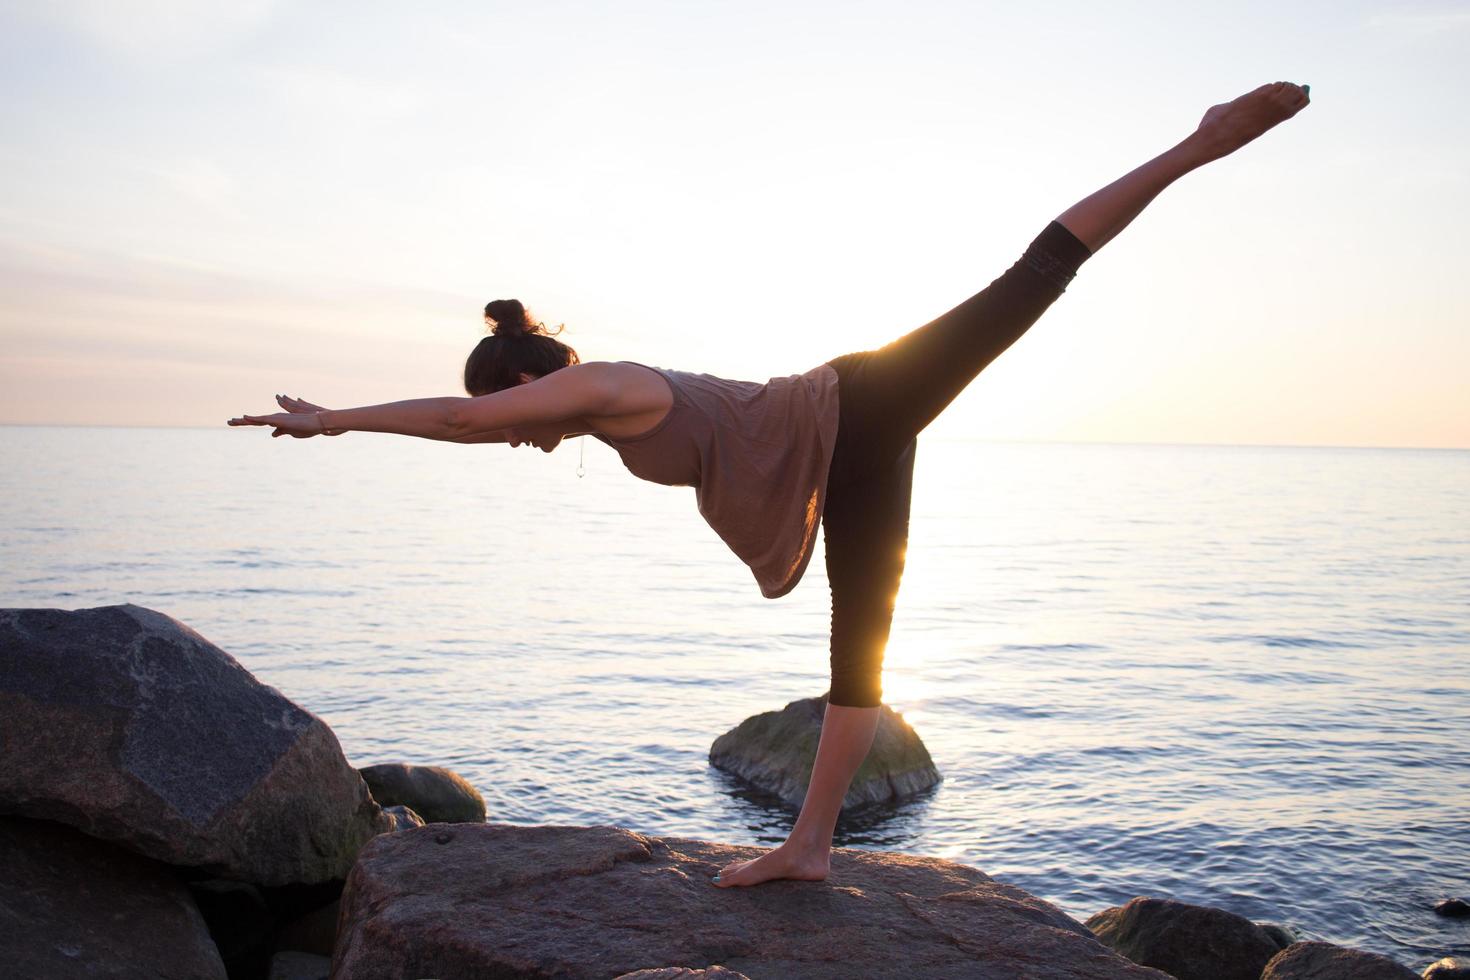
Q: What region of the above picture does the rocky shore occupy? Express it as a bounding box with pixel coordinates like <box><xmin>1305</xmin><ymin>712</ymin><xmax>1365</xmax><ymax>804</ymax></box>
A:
<box><xmin>2</xmin><ymin>604</ymin><xmax>1462</xmax><ymax>979</ymax></box>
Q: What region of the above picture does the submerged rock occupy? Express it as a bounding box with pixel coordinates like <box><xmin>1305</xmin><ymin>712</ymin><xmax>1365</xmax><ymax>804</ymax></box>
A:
<box><xmin>0</xmin><ymin>604</ymin><xmax>391</xmax><ymax>885</ymax></box>
<box><xmin>0</xmin><ymin>815</ymin><xmax>226</xmax><ymax>979</ymax></box>
<box><xmin>1423</xmin><ymin>957</ymin><xmax>1470</xmax><ymax>979</ymax></box>
<box><xmin>709</xmin><ymin>693</ymin><xmax>941</xmax><ymax>809</ymax></box>
<box><xmin>1086</xmin><ymin>896</ymin><xmax>1282</xmax><ymax>980</ymax></box>
<box><xmin>331</xmin><ymin>823</ymin><xmax>1170</xmax><ymax>979</ymax></box>
<box><xmin>359</xmin><ymin>762</ymin><xmax>486</xmax><ymax>823</ymax></box>
<box><xmin>1434</xmin><ymin>898</ymin><xmax>1470</xmax><ymax>918</ymax></box>
<box><xmin>1260</xmin><ymin>940</ymin><xmax>1419</xmax><ymax>978</ymax></box>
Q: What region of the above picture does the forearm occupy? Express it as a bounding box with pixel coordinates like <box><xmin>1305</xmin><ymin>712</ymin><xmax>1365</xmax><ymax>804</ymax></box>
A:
<box><xmin>318</xmin><ymin>397</ymin><xmax>469</xmax><ymax>439</ymax></box>
<box><xmin>789</xmin><ymin>702</ymin><xmax>880</xmax><ymax>848</ymax></box>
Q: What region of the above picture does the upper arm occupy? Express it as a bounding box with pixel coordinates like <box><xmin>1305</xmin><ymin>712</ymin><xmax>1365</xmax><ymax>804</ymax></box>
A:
<box><xmin>450</xmin><ymin>363</ymin><xmax>619</xmax><ymax>435</ymax></box>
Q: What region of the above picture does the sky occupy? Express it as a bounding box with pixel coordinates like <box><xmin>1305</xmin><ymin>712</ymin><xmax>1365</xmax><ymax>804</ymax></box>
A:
<box><xmin>1</xmin><ymin>0</ymin><xmax>1466</xmax><ymax>447</ymax></box>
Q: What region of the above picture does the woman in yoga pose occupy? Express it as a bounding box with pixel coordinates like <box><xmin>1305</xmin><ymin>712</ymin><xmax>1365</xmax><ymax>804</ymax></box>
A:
<box><xmin>231</xmin><ymin>82</ymin><xmax>1310</xmax><ymax>888</ymax></box>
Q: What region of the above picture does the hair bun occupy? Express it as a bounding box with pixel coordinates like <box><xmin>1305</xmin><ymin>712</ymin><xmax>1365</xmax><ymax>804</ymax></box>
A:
<box><xmin>484</xmin><ymin>299</ymin><xmax>534</xmax><ymax>337</ymax></box>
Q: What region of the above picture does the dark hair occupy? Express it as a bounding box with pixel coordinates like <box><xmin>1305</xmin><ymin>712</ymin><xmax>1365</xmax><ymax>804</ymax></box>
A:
<box><xmin>464</xmin><ymin>299</ymin><xmax>580</xmax><ymax>396</ymax></box>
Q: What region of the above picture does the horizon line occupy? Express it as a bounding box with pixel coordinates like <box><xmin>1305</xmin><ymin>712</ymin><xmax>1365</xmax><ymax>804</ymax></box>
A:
<box><xmin>2</xmin><ymin>422</ymin><xmax>1467</xmax><ymax>454</ymax></box>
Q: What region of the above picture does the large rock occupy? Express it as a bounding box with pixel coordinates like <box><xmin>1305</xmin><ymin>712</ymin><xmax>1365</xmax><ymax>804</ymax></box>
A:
<box><xmin>0</xmin><ymin>814</ymin><xmax>227</xmax><ymax>979</ymax></box>
<box><xmin>1261</xmin><ymin>940</ymin><xmax>1419</xmax><ymax>978</ymax></box>
<box><xmin>359</xmin><ymin>763</ymin><xmax>486</xmax><ymax>823</ymax></box>
<box><xmin>0</xmin><ymin>604</ymin><xmax>390</xmax><ymax>885</ymax></box>
<box><xmin>331</xmin><ymin>823</ymin><xmax>1171</xmax><ymax>979</ymax></box>
<box><xmin>1086</xmin><ymin>896</ymin><xmax>1282</xmax><ymax>980</ymax></box>
<box><xmin>709</xmin><ymin>694</ymin><xmax>941</xmax><ymax>809</ymax></box>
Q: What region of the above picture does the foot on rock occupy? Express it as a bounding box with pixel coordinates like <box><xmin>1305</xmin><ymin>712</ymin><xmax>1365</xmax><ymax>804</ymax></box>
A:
<box><xmin>712</xmin><ymin>843</ymin><xmax>829</xmax><ymax>888</ymax></box>
<box><xmin>1195</xmin><ymin>81</ymin><xmax>1310</xmax><ymax>159</ymax></box>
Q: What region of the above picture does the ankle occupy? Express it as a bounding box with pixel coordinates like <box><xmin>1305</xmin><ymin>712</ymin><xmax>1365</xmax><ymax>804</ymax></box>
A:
<box><xmin>785</xmin><ymin>830</ymin><xmax>833</xmax><ymax>856</ymax></box>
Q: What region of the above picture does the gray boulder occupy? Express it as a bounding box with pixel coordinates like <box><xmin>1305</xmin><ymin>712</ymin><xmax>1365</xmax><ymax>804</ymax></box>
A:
<box><xmin>1261</xmin><ymin>940</ymin><xmax>1419</xmax><ymax>978</ymax></box>
<box><xmin>381</xmin><ymin>803</ymin><xmax>427</xmax><ymax>831</ymax></box>
<box><xmin>1258</xmin><ymin>920</ymin><xmax>1305</xmax><ymax>950</ymax></box>
<box><xmin>331</xmin><ymin>823</ymin><xmax>1171</xmax><ymax>979</ymax></box>
<box><xmin>709</xmin><ymin>694</ymin><xmax>941</xmax><ymax>809</ymax></box>
<box><xmin>359</xmin><ymin>763</ymin><xmax>486</xmax><ymax>823</ymax></box>
<box><xmin>1085</xmin><ymin>896</ymin><xmax>1282</xmax><ymax>980</ymax></box>
<box><xmin>0</xmin><ymin>604</ymin><xmax>390</xmax><ymax>885</ymax></box>
<box><xmin>0</xmin><ymin>814</ymin><xmax>226</xmax><ymax>979</ymax></box>
<box><xmin>1424</xmin><ymin>957</ymin><xmax>1470</xmax><ymax>979</ymax></box>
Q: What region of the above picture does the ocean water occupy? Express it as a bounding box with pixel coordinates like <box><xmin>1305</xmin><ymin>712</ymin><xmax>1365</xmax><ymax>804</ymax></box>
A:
<box><xmin>3</xmin><ymin>425</ymin><xmax>1468</xmax><ymax>969</ymax></box>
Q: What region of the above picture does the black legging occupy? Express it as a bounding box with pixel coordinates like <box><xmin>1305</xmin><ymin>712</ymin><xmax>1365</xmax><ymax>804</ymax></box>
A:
<box><xmin>821</xmin><ymin>221</ymin><xmax>1093</xmax><ymax>707</ymax></box>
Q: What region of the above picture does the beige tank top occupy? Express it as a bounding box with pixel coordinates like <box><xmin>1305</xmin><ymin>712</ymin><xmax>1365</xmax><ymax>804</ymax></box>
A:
<box><xmin>593</xmin><ymin>361</ymin><xmax>841</xmax><ymax>599</ymax></box>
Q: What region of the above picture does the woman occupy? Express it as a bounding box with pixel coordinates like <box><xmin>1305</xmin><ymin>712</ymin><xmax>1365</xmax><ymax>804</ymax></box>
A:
<box><xmin>231</xmin><ymin>82</ymin><xmax>1310</xmax><ymax>888</ymax></box>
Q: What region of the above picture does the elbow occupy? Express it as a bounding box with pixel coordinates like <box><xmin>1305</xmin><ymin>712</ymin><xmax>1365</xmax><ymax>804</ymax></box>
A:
<box><xmin>443</xmin><ymin>399</ymin><xmax>475</xmax><ymax>440</ymax></box>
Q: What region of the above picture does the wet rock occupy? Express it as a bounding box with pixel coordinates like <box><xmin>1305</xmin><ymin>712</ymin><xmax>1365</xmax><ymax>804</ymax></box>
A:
<box><xmin>381</xmin><ymin>803</ymin><xmax>426</xmax><ymax>831</ymax></box>
<box><xmin>615</xmin><ymin>969</ymin><xmax>750</xmax><ymax>979</ymax></box>
<box><xmin>359</xmin><ymin>763</ymin><xmax>486</xmax><ymax>823</ymax></box>
<box><xmin>1434</xmin><ymin>898</ymin><xmax>1470</xmax><ymax>918</ymax></box>
<box><xmin>1258</xmin><ymin>920</ymin><xmax>1304</xmax><ymax>950</ymax></box>
<box><xmin>270</xmin><ymin>950</ymin><xmax>332</xmax><ymax>980</ymax></box>
<box><xmin>331</xmin><ymin>823</ymin><xmax>1170</xmax><ymax>979</ymax></box>
<box><xmin>1423</xmin><ymin>957</ymin><xmax>1470</xmax><ymax>979</ymax></box>
<box><xmin>1261</xmin><ymin>940</ymin><xmax>1419</xmax><ymax>978</ymax></box>
<box><xmin>709</xmin><ymin>693</ymin><xmax>941</xmax><ymax>809</ymax></box>
<box><xmin>0</xmin><ymin>604</ymin><xmax>390</xmax><ymax>885</ymax></box>
<box><xmin>1085</xmin><ymin>896</ymin><xmax>1281</xmax><ymax>980</ymax></box>
<box><xmin>0</xmin><ymin>814</ymin><xmax>226</xmax><ymax>979</ymax></box>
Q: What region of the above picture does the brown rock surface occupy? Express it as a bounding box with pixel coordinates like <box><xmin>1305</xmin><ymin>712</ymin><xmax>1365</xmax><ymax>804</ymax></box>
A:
<box><xmin>0</xmin><ymin>604</ymin><xmax>390</xmax><ymax>885</ymax></box>
<box><xmin>615</xmin><ymin>969</ymin><xmax>750</xmax><ymax>979</ymax></box>
<box><xmin>332</xmin><ymin>823</ymin><xmax>1170</xmax><ymax>979</ymax></box>
<box><xmin>709</xmin><ymin>694</ymin><xmax>941</xmax><ymax>809</ymax></box>
<box><xmin>1260</xmin><ymin>940</ymin><xmax>1420</xmax><ymax>979</ymax></box>
<box><xmin>0</xmin><ymin>814</ymin><xmax>226</xmax><ymax>979</ymax></box>
<box><xmin>1086</xmin><ymin>896</ymin><xmax>1282</xmax><ymax>980</ymax></box>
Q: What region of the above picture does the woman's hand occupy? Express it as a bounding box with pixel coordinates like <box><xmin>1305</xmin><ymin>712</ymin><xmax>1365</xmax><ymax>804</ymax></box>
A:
<box><xmin>227</xmin><ymin>394</ymin><xmax>345</xmax><ymax>438</ymax></box>
<box><xmin>275</xmin><ymin>394</ymin><xmax>346</xmax><ymax>434</ymax></box>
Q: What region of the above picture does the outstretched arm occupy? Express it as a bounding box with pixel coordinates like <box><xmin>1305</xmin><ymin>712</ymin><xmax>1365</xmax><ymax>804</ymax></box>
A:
<box><xmin>228</xmin><ymin>362</ymin><xmax>619</xmax><ymax>439</ymax></box>
<box><xmin>260</xmin><ymin>396</ymin><xmax>511</xmax><ymax>442</ymax></box>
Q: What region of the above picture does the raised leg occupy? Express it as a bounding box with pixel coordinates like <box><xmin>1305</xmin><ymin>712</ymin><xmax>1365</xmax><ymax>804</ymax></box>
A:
<box><xmin>1058</xmin><ymin>81</ymin><xmax>1310</xmax><ymax>251</ymax></box>
<box><xmin>712</xmin><ymin>82</ymin><xmax>1311</xmax><ymax>890</ymax></box>
<box><xmin>826</xmin><ymin>81</ymin><xmax>1312</xmax><ymax>475</ymax></box>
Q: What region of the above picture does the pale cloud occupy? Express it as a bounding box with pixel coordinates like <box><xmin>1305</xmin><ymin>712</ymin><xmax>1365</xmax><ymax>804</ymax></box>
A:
<box><xmin>253</xmin><ymin>65</ymin><xmax>422</xmax><ymax>122</ymax></box>
<box><xmin>3</xmin><ymin>0</ymin><xmax>282</xmax><ymax>59</ymax></box>
<box><xmin>1365</xmin><ymin>6</ymin><xmax>1470</xmax><ymax>34</ymax></box>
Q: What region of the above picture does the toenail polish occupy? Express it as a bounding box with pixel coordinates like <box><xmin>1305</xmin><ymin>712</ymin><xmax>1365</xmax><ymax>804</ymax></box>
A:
<box><xmin>712</xmin><ymin>874</ymin><xmax>721</xmax><ymax>883</ymax></box>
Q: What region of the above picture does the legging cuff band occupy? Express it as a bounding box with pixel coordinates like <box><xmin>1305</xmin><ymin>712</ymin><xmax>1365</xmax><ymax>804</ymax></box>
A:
<box><xmin>1024</xmin><ymin>221</ymin><xmax>1093</xmax><ymax>292</ymax></box>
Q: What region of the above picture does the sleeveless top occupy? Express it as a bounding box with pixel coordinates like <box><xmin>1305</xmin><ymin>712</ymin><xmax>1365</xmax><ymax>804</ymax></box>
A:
<box><xmin>593</xmin><ymin>362</ymin><xmax>841</xmax><ymax>599</ymax></box>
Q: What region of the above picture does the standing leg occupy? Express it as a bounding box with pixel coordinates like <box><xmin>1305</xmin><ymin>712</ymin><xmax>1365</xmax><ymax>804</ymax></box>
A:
<box><xmin>715</xmin><ymin>441</ymin><xmax>915</xmax><ymax>888</ymax></box>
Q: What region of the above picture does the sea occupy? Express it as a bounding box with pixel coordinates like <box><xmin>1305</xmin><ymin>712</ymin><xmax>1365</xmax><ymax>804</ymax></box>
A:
<box><xmin>3</xmin><ymin>425</ymin><xmax>1467</xmax><ymax>969</ymax></box>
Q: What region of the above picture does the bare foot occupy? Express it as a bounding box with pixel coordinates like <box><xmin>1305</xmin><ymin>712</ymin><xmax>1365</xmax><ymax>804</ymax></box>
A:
<box><xmin>711</xmin><ymin>842</ymin><xmax>830</xmax><ymax>888</ymax></box>
<box><xmin>1194</xmin><ymin>81</ymin><xmax>1310</xmax><ymax>161</ymax></box>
